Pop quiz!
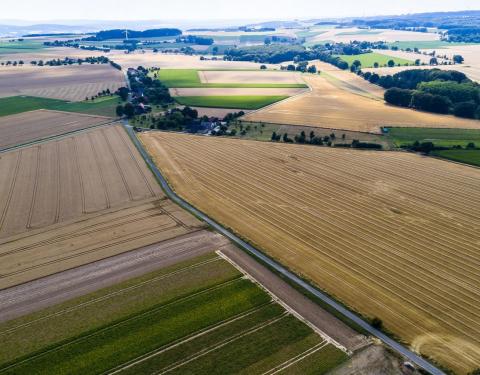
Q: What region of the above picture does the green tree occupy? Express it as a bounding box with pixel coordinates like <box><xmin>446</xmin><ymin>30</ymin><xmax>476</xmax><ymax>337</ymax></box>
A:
<box><xmin>453</xmin><ymin>55</ymin><xmax>464</xmax><ymax>64</ymax></box>
<box><xmin>387</xmin><ymin>59</ymin><xmax>395</xmax><ymax>67</ymax></box>
<box><xmin>123</xmin><ymin>103</ymin><xmax>135</xmax><ymax>118</ymax></box>
<box><xmin>116</xmin><ymin>105</ymin><xmax>124</xmax><ymax>117</ymax></box>
<box><xmin>371</xmin><ymin>317</ymin><xmax>383</xmax><ymax>330</ymax></box>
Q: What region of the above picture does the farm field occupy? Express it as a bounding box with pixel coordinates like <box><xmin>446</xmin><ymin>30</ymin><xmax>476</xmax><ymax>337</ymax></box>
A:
<box><xmin>0</xmin><ymin>125</ymin><xmax>163</xmax><ymax>240</ymax></box>
<box><xmin>432</xmin><ymin>149</ymin><xmax>480</xmax><ymax>167</ymax></box>
<box><xmin>334</xmin><ymin>52</ymin><xmax>413</xmax><ymax>68</ymax></box>
<box><xmin>156</xmin><ymin>69</ymin><xmax>307</xmax><ymax>88</ymax></box>
<box><xmin>170</xmin><ymin>87</ymin><xmax>304</xmax><ymax>97</ymax></box>
<box><xmin>311</xmin><ymin>27</ymin><xmax>441</xmax><ymax>44</ymax></box>
<box><xmin>370</xmin><ymin>49</ymin><xmax>448</xmax><ymax>65</ymax></box>
<box><xmin>0</xmin><ymin>47</ymin><xmax>106</xmax><ymax>63</ymax></box>
<box><xmin>0</xmin><ymin>40</ymin><xmax>48</xmax><ymax>55</ymax></box>
<box><xmin>0</xmin><ymin>64</ymin><xmax>125</xmax><ymax>101</ymax></box>
<box><xmin>387</xmin><ymin>41</ymin><xmax>477</xmax><ymax>50</ymax></box>
<box><xmin>0</xmin><ymin>95</ymin><xmax>123</xmax><ymax>117</ymax></box>
<box><xmin>386</xmin><ymin>127</ymin><xmax>480</xmax><ymax>148</ymax></box>
<box><xmin>0</xmin><ymin>252</ymin><xmax>347</xmax><ymax>375</ymax></box>
<box><xmin>243</xmin><ymin>73</ymin><xmax>480</xmax><ymax>133</ymax></box>
<box><xmin>0</xmin><ymin>110</ymin><xmax>113</xmax><ymax>150</ymax></box>
<box><xmin>176</xmin><ymin>95</ymin><xmax>288</xmax><ymax>109</ymax></box>
<box><xmin>141</xmin><ymin>131</ymin><xmax>480</xmax><ymax>374</ymax></box>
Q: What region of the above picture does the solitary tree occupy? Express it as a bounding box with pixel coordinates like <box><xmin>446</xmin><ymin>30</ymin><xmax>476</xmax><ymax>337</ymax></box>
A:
<box><xmin>387</xmin><ymin>59</ymin><xmax>395</xmax><ymax>67</ymax></box>
<box><xmin>453</xmin><ymin>55</ymin><xmax>464</xmax><ymax>64</ymax></box>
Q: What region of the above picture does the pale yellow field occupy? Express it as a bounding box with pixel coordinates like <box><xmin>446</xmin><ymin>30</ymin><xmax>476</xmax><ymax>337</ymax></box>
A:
<box><xmin>243</xmin><ymin>74</ymin><xmax>480</xmax><ymax>133</ymax></box>
<box><xmin>107</xmin><ymin>51</ymin><xmax>280</xmax><ymax>69</ymax></box>
<box><xmin>198</xmin><ymin>70</ymin><xmax>305</xmax><ymax>84</ymax></box>
<box><xmin>0</xmin><ymin>47</ymin><xmax>107</xmax><ymax>64</ymax></box>
<box><xmin>312</xmin><ymin>27</ymin><xmax>441</xmax><ymax>44</ymax></box>
<box><xmin>0</xmin><ymin>125</ymin><xmax>163</xmax><ymax>239</ymax></box>
<box><xmin>170</xmin><ymin>87</ymin><xmax>306</xmax><ymax>97</ymax></box>
<box><xmin>0</xmin><ymin>64</ymin><xmax>125</xmax><ymax>101</ymax></box>
<box><xmin>141</xmin><ymin>131</ymin><xmax>480</xmax><ymax>375</ymax></box>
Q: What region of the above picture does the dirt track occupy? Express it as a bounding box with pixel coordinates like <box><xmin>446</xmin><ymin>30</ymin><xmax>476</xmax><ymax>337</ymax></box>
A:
<box><xmin>141</xmin><ymin>131</ymin><xmax>480</xmax><ymax>374</ymax></box>
<box><xmin>0</xmin><ymin>64</ymin><xmax>125</xmax><ymax>101</ymax></box>
<box><xmin>0</xmin><ymin>110</ymin><xmax>113</xmax><ymax>150</ymax></box>
<box><xmin>0</xmin><ymin>230</ymin><xmax>225</xmax><ymax>322</ymax></box>
<box><xmin>0</xmin><ymin>125</ymin><xmax>163</xmax><ymax>239</ymax></box>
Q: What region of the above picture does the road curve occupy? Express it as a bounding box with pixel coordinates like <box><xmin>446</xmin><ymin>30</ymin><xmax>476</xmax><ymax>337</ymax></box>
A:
<box><xmin>124</xmin><ymin>124</ymin><xmax>446</xmax><ymax>375</ymax></box>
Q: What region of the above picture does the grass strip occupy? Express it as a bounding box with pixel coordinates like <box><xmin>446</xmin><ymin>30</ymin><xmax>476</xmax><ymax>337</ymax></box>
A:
<box><xmin>175</xmin><ymin>95</ymin><xmax>288</xmax><ymax>110</ymax></box>
<box><xmin>0</xmin><ymin>279</ymin><xmax>269</xmax><ymax>375</ymax></box>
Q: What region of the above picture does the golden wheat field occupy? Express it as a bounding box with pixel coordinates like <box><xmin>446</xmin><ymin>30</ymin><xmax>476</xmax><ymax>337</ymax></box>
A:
<box><xmin>141</xmin><ymin>131</ymin><xmax>480</xmax><ymax>375</ymax></box>
<box><xmin>243</xmin><ymin>73</ymin><xmax>480</xmax><ymax>133</ymax></box>
<box><xmin>0</xmin><ymin>125</ymin><xmax>163</xmax><ymax>239</ymax></box>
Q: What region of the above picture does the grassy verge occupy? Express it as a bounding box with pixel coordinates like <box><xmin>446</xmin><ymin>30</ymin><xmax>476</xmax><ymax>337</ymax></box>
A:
<box><xmin>155</xmin><ymin>69</ymin><xmax>308</xmax><ymax>88</ymax></box>
<box><xmin>386</xmin><ymin>127</ymin><xmax>480</xmax><ymax>148</ymax></box>
<box><xmin>432</xmin><ymin>149</ymin><xmax>480</xmax><ymax>167</ymax></box>
<box><xmin>334</xmin><ymin>52</ymin><xmax>413</xmax><ymax>68</ymax></box>
<box><xmin>175</xmin><ymin>95</ymin><xmax>288</xmax><ymax>110</ymax></box>
<box><xmin>0</xmin><ymin>96</ymin><xmax>122</xmax><ymax>117</ymax></box>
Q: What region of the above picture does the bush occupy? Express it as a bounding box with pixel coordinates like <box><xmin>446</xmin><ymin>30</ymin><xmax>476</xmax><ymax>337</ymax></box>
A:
<box><xmin>453</xmin><ymin>101</ymin><xmax>478</xmax><ymax>118</ymax></box>
<box><xmin>384</xmin><ymin>88</ymin><xmax>413</xmax><ymax>107</ymax></box>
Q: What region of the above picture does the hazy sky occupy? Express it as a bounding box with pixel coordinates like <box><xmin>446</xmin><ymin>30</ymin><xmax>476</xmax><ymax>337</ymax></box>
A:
<box><xmin>3</xmin><ymin>0</ymin><xmax>479</xmax><ymax>21</ymax></box>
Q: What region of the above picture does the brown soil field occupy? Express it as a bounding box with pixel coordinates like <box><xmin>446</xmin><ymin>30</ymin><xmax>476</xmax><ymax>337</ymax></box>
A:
<box><xmin>0</xmin><ymin>64</ymin><xmax>125</xmax><ymax>101</ymax></box>
<box><xmin>106</xmin><ymin>51</ymin><xmax>280</xmax><ymax>69</ymax></box>
<box><xmin>0</xmin><ymin>110</ymin><xmax>113</xmax><ymax>150</ymax></box>
<box><xmin>0</xmin><ymin>125</ymin><xmax>163</xmax><ymax>239</ymax></box>
<box><xmin>169</xmin><ymin>87</ymin><xmax>306</xmax><ymax>97</ymax></box>
<box><xmin>243</xmin><ymin>74</ymin><xmax>480</xmax><ymax>133</ymax></box>
<box><xmin>141</xmin><ymin>131</ymin><xmax>480</xmax><ymax>375</ymax></box>
<box><xmin>198</xmin><ymin>70</ymin><xmax>305</xmax><ymax>84</ymax></box>
<box><xmin>312</xmin><ymin>27</ymin><xmax>440</xmax><ymax>44</ymax></box>
<box><xmin>0</xmin><ymin>198</ymin><xmax>204</xmax><ymax>289</ymax></box>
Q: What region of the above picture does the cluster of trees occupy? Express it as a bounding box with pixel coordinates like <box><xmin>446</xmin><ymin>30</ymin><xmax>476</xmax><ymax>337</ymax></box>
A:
<box><xmin>1</xmin><ymin>56</ymin><xmax>112</xmax><ymax>67</ymax></box>
<box><xmin>153</xmin><ymin>107</ymin><xmax>199</xmax><ymax>130</ymax></box>
<box><xmin>280</xmin><ymin>61</ymin><xmax>317</xmax><ymax>73</ymax></box>
<box><xmin>441</xmin><ymin>26</ymin><xmax>480</xmax><ymax>43</ymax></box>
<box><xmin>175</xmin><ymin>35</ymin><xmax>214</xmax><ymax>45</ymax></box>
<box><xmin>404</xmin><ymin>140</ymin><xmax>477</xmax><ymax>154</ymax></box>
<box><xmin>377</xmin><ymin>69</ymin><xmax>480</xmax><ymax>119</ymax></box>
<box><xmin>271</xmin><ymin>130</ymin><xmax>383</xmax><ymax>149</ymax></box>
<box><xmin>43</xmin><ymin>40</ymin><xmax>110</xmax><ymax>52</ymax></box>
<box><xmin>83</xmin><ymin>28</ymin><xmax>182</xmax><ymax>41</ymax></box>
<box><xmin>129</xmin><ymin>66</ymin><xmax>173</xmax><ymax>106</ymax></box>
<box><xmin>86</xmin><ymin>88</ymin><xmax>112</xmax><ymax>101</ymax></box>
<box><xmin>224</xmin><ymin>44</ymin><xmax>316</xmax><ymax>64</ymax></box>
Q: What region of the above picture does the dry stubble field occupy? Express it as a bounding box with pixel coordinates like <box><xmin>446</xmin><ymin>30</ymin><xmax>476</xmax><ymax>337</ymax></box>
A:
<box><xmin>0</xmin><ymin>110</ymin><xmax>113</xmax><ymax>150</ymax></box>
<box><xmin>0</xmin><ymin>64</ymin><xmax>125</xmax><ymax>101</ymax></box>
<box><xmin>0</xmin><ymin>125</ymin><xmax>207</xmax><ymax>289</ymax></box>
<box><xmin>243</xmin><ymin>73</ymin><xmax>480</xmax><ymax>133</ymax></box>
<box><xmin>141</xmin><ymin>131</ymin><xmax>480</xmax><ymax>375</ymax></box>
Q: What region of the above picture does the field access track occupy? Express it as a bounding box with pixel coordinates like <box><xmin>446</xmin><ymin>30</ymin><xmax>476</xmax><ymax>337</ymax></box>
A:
<box><xmin>140</xmin><ymin>131</ymin><xmax>480</xmax><ymax>375</ymax></box>
<box><xmin>0</xmin><ymin>110</ymin><xmax>114</xmax><ymax>151</ymax></box>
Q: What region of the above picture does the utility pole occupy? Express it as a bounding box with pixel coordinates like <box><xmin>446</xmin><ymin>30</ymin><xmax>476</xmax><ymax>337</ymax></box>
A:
<box><xmin>124</xmin><ymin>29</ymin><xmax>129</xmax><ymax>41</ymax></box>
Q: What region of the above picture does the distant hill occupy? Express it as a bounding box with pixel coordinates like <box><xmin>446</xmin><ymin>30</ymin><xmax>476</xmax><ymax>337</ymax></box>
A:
<box><xmin>84</xmin><ymin>28</ymin><xmax>182</xmax><ymax>41</ymax></box>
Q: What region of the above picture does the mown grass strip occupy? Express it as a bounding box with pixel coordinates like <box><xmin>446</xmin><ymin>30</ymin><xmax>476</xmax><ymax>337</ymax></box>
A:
<box><xmin>0</xmin><ymin>279</ymin><xmax>269</xmax><ymax>375</ymax></box>
<box><xmin>175</xmin><ymin>96</ymin><xmax>288</xmax><ymax>110</ymax></box>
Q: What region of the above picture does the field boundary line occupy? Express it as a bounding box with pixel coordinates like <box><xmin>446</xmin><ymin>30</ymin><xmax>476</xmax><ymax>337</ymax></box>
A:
<box><xmin>106</xmin><ymin>302</ymin><xmax>276</xmax><ymax>375</ymax></box>
<box><xmin>261</xmin><ymin>341</ymin><xmax>329</xmax><ymax>375</ymax></box>
<box><xmin>217</xmin><ymin>249</ymin><xmax>347</xmax><ymax>353</ymax></box>
<box><xmin>0</xmin><ymin>257</ymin><xmax>223</xmax><ymax>335</ymax></box>
<box><xmin>124</xmin><ymin>124</ymin><xmax>447</xmax><ymax>375</ymax></box>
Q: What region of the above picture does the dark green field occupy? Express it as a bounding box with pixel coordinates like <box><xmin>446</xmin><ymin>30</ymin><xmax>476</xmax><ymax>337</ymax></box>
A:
<box><xmin>433</xmin><ymin>149</ymin><xmax>480</xmax><ymax>167</ymax></box>
<box><xmin>387</xmin><ymin>127</ymin><xmax>480</xmax><ymax>148</ymax></box>
<box><xmin>0</xmin><ymin>96</ymin><xmax>121</xmax><ymax>117</ymax></box>
<box><xmin>0</xmin><ymin>253</ymin><xmax>347</xmax><ymax>375</ymax></box>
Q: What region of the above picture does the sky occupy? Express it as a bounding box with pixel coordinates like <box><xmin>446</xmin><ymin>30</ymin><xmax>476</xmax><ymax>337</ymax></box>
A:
<box><xmin>2</xmin><ymin>0</ymin><xmax>479</xmax><ymax>22</ymax></box>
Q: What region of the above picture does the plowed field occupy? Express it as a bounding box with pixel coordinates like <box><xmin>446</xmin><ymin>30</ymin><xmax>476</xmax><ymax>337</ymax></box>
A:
<box><xmin>141</xmin><ymin>131</ymin><xmax>480</xmax><ymax>375</ymax></box>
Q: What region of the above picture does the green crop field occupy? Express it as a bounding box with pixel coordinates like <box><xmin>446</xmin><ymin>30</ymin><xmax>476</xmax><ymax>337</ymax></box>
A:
<box><xmin>0</xmin><ymin>253</ymin><xmax>347</xmax><ymax>375</ymax></box>
<box><xmin>175</xmin><ymin>95</ymin><xmax>288</xmax><ymax>109</ymax></box>
<box><xmin>0</xmin><ymin>40</ymin><xmax>48</xmax><ymax>55</ymax></box>
<box><xmin>0</xmin><ymin>96</ymin><xmax>121</xmax><ymax>117</ymax></box>
<box><xmin>155</xmin><ymin>69</ymin><xmax>308</xmax><ymax>88</ymax></box>
<box><xmin>387</xmin><ymin>127</ymin><xmax>480</xmax><ymax>148</ymax></box>
<box><xmin>335</xmin><ymin>52</ymin><xmax>413</xmax><ymax>68</ymax></box>
<box><xmin>433</xmin><ymin>149</ymin><xmax>480</xmax><ymax>167</ymax></box>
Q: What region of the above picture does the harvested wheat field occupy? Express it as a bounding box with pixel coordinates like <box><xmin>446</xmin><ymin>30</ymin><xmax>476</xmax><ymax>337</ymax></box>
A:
<box><xmin>0</xmin><ymin>198</ymin><xmax>204</xmax><ymax>289</ymax></box>
<box><xmin>0</xmin><ymin>125</ymin><xmax>163</xmax><ymax>239</ymax></box>
<box><xmin>0</xmin><ymin>64</ymin><xmax>125</xmax><ymax>101</ymax></box>
<box><xmin>198</xmin><ymin>70</ymin><xmax>305</xmax><ymax>84</ymax></box>
<box><xmin>243</xmin><ymin>74</ymin><xmax>480</xmax><ymax>133</ymax></box>
<box><xmin>141</xmin><ymin>131</ymin><xmax>480</xmax><ymax>375</ymax></box>
<box><xmin>0</xmin><ymin>110</ymin><xmax>113</xmax><ymax>150</ymax></box>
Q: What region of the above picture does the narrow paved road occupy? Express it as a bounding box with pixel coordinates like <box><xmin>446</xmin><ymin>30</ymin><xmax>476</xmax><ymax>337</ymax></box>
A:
<box><xmin>125</xmin><ymin>124</ymin><xmax>446</xmax><ymax>375</ymax></box>
<box><xmin>0</xmin><ymin>230</ymin><xmax>226</xmax><ymax>323</ymax></box>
